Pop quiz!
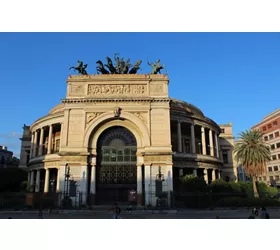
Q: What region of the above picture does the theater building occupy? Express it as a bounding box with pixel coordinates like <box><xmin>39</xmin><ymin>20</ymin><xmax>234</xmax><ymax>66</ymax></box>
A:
<box><xmin>19</xmin><ymin>74</ymin><xmax>237</xmax><ymax>206</ymax></box>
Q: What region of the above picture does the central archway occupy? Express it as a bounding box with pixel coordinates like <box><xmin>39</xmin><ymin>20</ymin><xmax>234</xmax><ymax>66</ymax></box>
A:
<box><xmin>96</xmin><ymin>126</ymin><xmax>137</xmax><ymax>205</ymax></box>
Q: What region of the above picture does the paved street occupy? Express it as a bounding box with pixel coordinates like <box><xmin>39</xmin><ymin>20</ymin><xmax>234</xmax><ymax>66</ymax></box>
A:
<box><xmin>1</xmin><ymin>208</ymin><xmax>280</xmax><ymax>219</ymax></box>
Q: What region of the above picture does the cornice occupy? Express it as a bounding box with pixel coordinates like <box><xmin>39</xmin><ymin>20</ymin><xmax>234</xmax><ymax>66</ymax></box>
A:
<box><xmin>61</xmin><ymin>97</ymin><xmax>170</xmax><ymax>104</ymax></box>
<box><xmin>30</xmin><ymin>112</ymin><xmax>64</xmax><ymax>131</ymax></box>
<box><xmin>66</xmin><ymin>74</ymin><xmax>169</xmax><ymax>82</ymax></box>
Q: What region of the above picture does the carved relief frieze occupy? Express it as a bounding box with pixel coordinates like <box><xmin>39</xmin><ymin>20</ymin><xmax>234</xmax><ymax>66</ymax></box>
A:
<box><xmin>87</xmin><ymin>84</ymin><xmax>147</xmax><ymax>96</ymax></box>
<box><xmin>86</xmin><ymin>112</ymin><xmax>102</xmax><ymax>124</ymax></box>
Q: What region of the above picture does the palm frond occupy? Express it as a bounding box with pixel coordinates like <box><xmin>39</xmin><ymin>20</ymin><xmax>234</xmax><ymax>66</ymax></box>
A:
<box><xmin>233</xmin><ymin>130</ymin><xmax>270</xmax><ymax>177</ymax></box>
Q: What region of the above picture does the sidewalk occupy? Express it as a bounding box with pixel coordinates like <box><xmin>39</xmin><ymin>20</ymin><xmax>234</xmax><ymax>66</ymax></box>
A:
<box><xmin>0</xmin><ymin>207</ymin><xmax>279</xmax><ymax>215</ymax></box>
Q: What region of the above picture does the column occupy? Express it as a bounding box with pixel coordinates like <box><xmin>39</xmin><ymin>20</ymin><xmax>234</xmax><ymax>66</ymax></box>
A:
<box><xmin>30</xmin><ymin>133</ymin><xmax>34</xmax><ymax>158</ymax></box>
<box><xmin>90</xmin><ymin>165</ymin><xmax>96</xmax><ymax>205</ymax></box>
<box><xmin>39</xmin><ymin>127</ymin><xmax>44</xmax><ymax>156</ymax></box>
<box><xmin>219</xmin><ymin>170</ymin><xmax>222</xmax><ymax>180</ymax></box>
<box><xmin>212</xmin><ymin>169</ymin><xmax>216</xmax><ymax>182</ymax></box>
<box><xmin>209</xmin><ymin>130</ymin><xmax>214</xmax><ymax>156</ymax></box>
<box><xmin>35</xmin><ymin>170</ymin><xmax>40</xmax><ymax>192</ymax></box>
<box><xmin>27</xmin><ymin>172</ymin><xmax>31</xmax><ymax>185</ymax></box>
<box><xmin>203</xmin><ymin>169</ymin><xmax>208</xmax><ymax>184</ymax></box>
<box><xmin>137</xmin><ymin>165</ymin><xmax>143</xmax><ymax>205</ymax></box>
<box><xmin>177</xmin><ymin>121</ymin><xmax>182</xmax><ymax>153</ymax></box>
<box><xmin>215</xmin><ymin>133</ymin><xmax>219</xmax><ymax>158</ymax></box>
<box><xmin>80</xmin><ymin>166</ymin><xmax>88</xmax><ymax>204</ymax></box>
<box><xmin>166</xmin><ymin>165</ymin><xmax>173</xmax><ymax>207</ymax></box>
<box><xmin>201</xmin><ymin>127</ymin><xmax>206</xmax><ymax>155</ymax></box>
<box><xmin>44</xmin><ymin>169</ymin><xmax>50</xmax><ymax>193</ymax></box>
<box><xmin>30</xmin><ymin>171</ymin><xmax>34</xmax><ymax>191</ymax></box>
<box><xmin>47</xmin><ymin>124</ymin><xmax>53</xmax><ymax>154</ymax></box>
<box><xmin>193</xmin><ymin>168</ymin><xmax>197</xmax><ymax>177</ymax></box>
<box><xmin>191</xmin><ymin>124</ymin><xmax>196</xmax><ymax>154</ymax></box>
<box><xmin>59</xmin><ymin>123</ymin><xmax>64</xmax><ymax>151</ymax></box>
<box><xmin>33</xmin><ymin>130</ymin><xmax>38</xmax><ymax>157</ymax></box>
<box><xmin>144</xmin><ymin>165</ymin><xmax>151</xmax><ymax>206</ymax></box>
<box><xmin>56</xmin><ymin>168</ymin><xmax>60</xmax><ymax>192</ymax></box>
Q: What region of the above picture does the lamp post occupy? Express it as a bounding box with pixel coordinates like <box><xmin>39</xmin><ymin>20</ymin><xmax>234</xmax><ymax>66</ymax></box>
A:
<box><xmin>156</xmin><ymin>166</ymin><xmax>166</xmax><ymax>208</ymax></box>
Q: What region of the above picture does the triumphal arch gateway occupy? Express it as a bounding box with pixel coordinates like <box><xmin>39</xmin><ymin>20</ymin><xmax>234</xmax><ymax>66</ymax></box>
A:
<box><xmin>20</xmin><ymin>71</ymin><xmax>237</xmax><ymax>207</ymax></box>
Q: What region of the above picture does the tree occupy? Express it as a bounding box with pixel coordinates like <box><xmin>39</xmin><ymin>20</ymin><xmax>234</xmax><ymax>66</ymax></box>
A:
<box><xmin>233</xmin><ymin>130</ymin><xmax>271</xmax><ymax>198</ymax></box>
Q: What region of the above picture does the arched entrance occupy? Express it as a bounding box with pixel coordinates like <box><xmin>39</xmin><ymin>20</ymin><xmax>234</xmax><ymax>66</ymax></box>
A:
<box><xmin>96</xmin><ymin>126</ymin><xmax>137</xmax><ymax>205</ymax></box>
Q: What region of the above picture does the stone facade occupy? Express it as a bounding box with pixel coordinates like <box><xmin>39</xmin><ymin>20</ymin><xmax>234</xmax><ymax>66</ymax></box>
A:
<box><xmin>20</xmin><ymin>74</ymin><xmax>237</xmax><ymax>207</ymax></box>
<box><xmin>219</xmin><ymin>123</ymin><xmax>237</xmax><ymax>181</ymax></box>
<box><xmin>251</xmin><ymin>108</ymin><xmax>280</xmax><ymax>186</ymax></box>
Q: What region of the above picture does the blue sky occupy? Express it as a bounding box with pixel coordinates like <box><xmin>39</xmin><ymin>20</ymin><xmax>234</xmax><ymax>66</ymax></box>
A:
<box><xmin>0</xmin><ymin>32</ymin><xmax>280</xmax><ymax>157</ymax></box>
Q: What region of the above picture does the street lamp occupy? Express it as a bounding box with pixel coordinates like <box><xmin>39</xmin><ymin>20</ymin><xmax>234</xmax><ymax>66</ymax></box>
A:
<box><xmin>156</xmin><ymin>166</ymin><xmax>165</xmax><ymax>197</ymax></box>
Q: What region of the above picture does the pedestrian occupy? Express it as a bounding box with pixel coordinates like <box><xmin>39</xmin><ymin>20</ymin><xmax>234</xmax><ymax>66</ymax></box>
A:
<box><xmin>252</xmin><ymin>207</ymin><xmax>259</xmax><ymax>217</ymax></box>
<box><xmin>113</xmin><ymin>203</ymin><xmax>122</xmax><ymax>219</ymax></box>
<box><xmin>260</xmin><ymin>207</ymin><xmax>270</xmax><ymax>219</ymax></box>
<box><xmin>38</xmin><ymin>205</ymin><xmax>43</xmax><ymax>219</ymax></box>
<box><xmin>127</xmin><ymin>203</ymin><xmax>132</xmax><ymax>213</ymax></box>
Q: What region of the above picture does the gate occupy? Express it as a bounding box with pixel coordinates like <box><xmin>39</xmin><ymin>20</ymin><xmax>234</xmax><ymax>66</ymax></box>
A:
<box><xmin>96</xmin><ymin>126</ymin><xmax>137</xmax><ymax>205</ymax></box>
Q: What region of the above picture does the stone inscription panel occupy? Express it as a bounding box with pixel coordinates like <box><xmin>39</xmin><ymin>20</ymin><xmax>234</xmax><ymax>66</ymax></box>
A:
<box><xmin>87</xmin><ymin>84</ymin><xmax>147</xmax><ymax>96</ymax></box>
<box><xmin>70</xmin><ymin>84</ymin><xmax>85</xmax><ymax>96</ymax></box>
<box><xmin>150</xmin><ymin>84</ymin><xmax>164</xmax><ymax>93</ymax></box>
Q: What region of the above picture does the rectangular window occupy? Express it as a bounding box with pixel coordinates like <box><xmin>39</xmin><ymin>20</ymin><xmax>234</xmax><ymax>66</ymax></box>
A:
<box><xmin>264</xmin><ymin>136</ymin><xmax>268</xmax><ymax>141</ymax></box>
<box><xmin>269</xmin><ymin>176</ymin><xmax>274</xmax><ymax>181</ymax></box>
<box><xmin>271</xmin><ymin>144</ymin><xmax>275</xmax><ymax>150</ymax></box>
<box><xmin>272</xmin><ymin>155</ymin><xmax>277</xmax><ymax>160</ymax></box>
<box><xmin>269</xmin><ymin>134</ymin><xmax>274</xmax><ymax>139</ymax></box>
<box><xmin>263</xmin><ymin>176</ymin><xmax>267</xmax><ymax>181</ymax></box>
<box><xmin>274</xmin><ymin>166</ymin><xmax>278</xmax><ymax>171</ymax></box>
<box><xmin>220</xmin><ymin>128</ymin><xmax>225</xmax><ymax>133</ymax></box>
<box><xmin>278</xmin><ymin>154</ymin><xmax>280</xmax><ymax>159</ymax></box>
<box><xmin>276</xmin><ymin>142</ymin><xmax>280</xmax><ymax>148</ymax></box>
<box><xmin>262</xmin><ymin>126</ymin><xmax>267</xmax><ymax>131</ymax></box>
<box><xmin>275</xmin><ymin>176</ymin><xmax>280</xmax><ymax>181</ymax></box>
<box><xmin>275</xmin><ymin>132</ymin><xmax>280</xmax><ymax>138</ymax></box>
<box><xmin>222</xmin><ymin>150</ymin><xmax>228</xmax><ymax>164</ymax></box>
<box><xmin>268</xmin><ymin>167</ymin><xmax>273</xmax><ymax>172</ymax></box>
<box><xmin>258</xmin><ymin>177</ymin><xmax>262</xmax><ymax>181</ymax></box>
<box><xmin>273</xmin><ymin>121</ymin><xmax>278</xmax><ymax>126</ymax></box>
<box><xmin>268</xmin><ymin>124</ymin><xmax>272</xmax><ymax>129</ymax></box>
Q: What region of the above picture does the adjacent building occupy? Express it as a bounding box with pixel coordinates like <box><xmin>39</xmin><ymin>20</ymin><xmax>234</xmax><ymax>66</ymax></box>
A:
<box><xmin>19</xmin><ymin>74</ymin><xmax>237</xmax><ymax>206</ymax></box>
<box><xmin>251</xmin><ymin>108</ymin><xmax>280</xmax><ymax>186</ymax></box>
<box><xmin>0</xmin><ymin>145</ymin><xmax>19</xmax><ymax>168</ymax></box>
<box><xmin>219</xmin><ymin>123</ymin><xmax>237</xmax><ymax>181</ymax></box>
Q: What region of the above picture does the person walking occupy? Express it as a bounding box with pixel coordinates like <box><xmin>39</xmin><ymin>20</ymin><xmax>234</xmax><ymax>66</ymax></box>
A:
<box><xmin>260</xmin><ymin>207</ymin><xmax>270</xmax><ymax>219</ymax></box>
<box><xmin>113</xmin><ymin>203</ymin><xmax>122</xmax><ymax>219</ymax></box>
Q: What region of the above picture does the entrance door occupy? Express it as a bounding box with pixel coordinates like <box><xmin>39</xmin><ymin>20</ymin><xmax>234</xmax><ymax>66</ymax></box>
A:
<box><xmin>96</xmin><ymin>126</ymin><xmax>137</xmax><ymax>205</ymax></box>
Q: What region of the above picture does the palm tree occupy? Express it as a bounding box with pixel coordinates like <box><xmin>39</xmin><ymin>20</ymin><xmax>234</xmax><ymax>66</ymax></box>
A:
<box><xmin>234</xmin><ymin>130</ymin><xmax>271</xmax><ymax>197</ymax></box>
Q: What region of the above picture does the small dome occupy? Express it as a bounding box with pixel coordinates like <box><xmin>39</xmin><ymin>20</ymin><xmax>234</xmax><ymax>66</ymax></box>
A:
<box><xmin>170</xmin><ymin>98</ymin><xmax>204</xmax><ymax>118</ymax></box>
<box><xmin>48</xmin><ymin>103</ymin><xmax>65</xmax><ymax>115</ymax></box>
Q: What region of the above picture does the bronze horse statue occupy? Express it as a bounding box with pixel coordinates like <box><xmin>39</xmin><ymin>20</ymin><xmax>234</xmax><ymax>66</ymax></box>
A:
<box><xmin>96</xmin><ymin>60</ymin><xmax>109</xmax><ymax>74</ymax></box>
<box><xmin>105</xmin><ymin>57</ymin><xmax>117</xmax><ymax>74</ymax></box>
<box><xmin>69</xmin><ymin>60</ymin><xmax>88</xmax><ymax>75</ymax></box>
<box><xmin>148</xmin><ymin>59</ymin><xmax>164</xmax><ymax>74</ymax></box>
<box><xmin>129</xmin><ymin>60</ymin><xmax>142</xmax><ymax>74</ymax></box>
<box><xmin>122</xmin><ymin>59</ymin><xmax>132</xmax><ymax>74</ymax></box>
<box><xmin>114</xmin><ymin>54</ymin><xmax>125</xmax><ymax>74</ymax></box>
